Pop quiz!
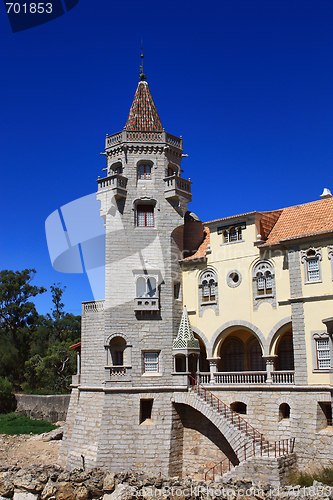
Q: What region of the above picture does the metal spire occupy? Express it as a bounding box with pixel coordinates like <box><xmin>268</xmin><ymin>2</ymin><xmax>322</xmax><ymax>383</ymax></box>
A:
<box><xmin>139</xmin><ymin>42</ymin><xmax>147</xmax><ymax>81</ymax></box>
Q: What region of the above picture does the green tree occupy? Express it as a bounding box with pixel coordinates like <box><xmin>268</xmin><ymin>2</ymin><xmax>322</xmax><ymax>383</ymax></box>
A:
<box><xmin>0</xmin><ymin>269</ymin><xmax>46</xmax><ymax>386</ymax></box>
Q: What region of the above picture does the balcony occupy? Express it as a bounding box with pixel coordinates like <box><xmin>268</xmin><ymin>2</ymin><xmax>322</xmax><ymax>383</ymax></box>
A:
<box><xmin>134</xmin><ymin>297</ymin><xmax>159</xmax><ymax>311</ymax></box>
<box><xmin>97</xmin><ymin>174</ymin><xmax>128</xmax><ymax>199</ymax></box>
<box><xmin>164</xmin><ymin>175</ymin><xmax>192</xmax><ymax>203</ymax></box>
<box><xmin>195</xmin><ymin>370</ymin><xmax>295</xmax><ymax>385</ymax></box>
<box><xmin>105</xmin><ymin>365</ymin><xmax>132</xmax><ymax>384</ymax></box>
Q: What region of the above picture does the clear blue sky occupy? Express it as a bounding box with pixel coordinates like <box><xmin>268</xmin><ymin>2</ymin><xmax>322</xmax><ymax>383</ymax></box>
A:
<box><xmin>1</xmin><ymin>0</ymin><xmax>332</xmax><ymax>316</ymax></box>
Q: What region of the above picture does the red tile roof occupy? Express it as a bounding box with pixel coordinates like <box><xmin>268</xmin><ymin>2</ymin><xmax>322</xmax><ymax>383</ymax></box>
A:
<box><xmin>260</xmin><ymin>197</ymin><xmax>333</xmax><ymax>246</ymax></box>
<box><xmin>125</xmin><ymin>81</ymin><xmax>163</xmax><ymax>132</ymax></box>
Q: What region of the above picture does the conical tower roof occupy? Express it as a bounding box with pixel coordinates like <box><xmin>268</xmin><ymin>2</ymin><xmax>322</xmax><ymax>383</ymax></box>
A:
<box><xmin>124</xmin><ymin>80</ymin><xmax>163</xmax><ymax>132</ymax></box>
<box><xmin>173</xmin><ymin>306</ymin><xmax>200</xmax><ymax>350</ymax></box>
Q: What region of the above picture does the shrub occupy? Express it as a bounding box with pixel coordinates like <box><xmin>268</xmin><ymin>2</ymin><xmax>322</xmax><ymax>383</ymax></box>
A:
<box><xmin>0</xmin><ymin>376</ymin><xmax>16</xmax><ymax>414</ymax></box>
<box><xmin>0</xmin><ymin>412</ymin><xmax>58</xmax><ymax>434</ymax></box>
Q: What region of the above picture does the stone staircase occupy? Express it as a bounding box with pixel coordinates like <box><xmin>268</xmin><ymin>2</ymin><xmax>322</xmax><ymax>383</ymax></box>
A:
<box><xmin>181</xmin><ymin>377</ymin><xmax>296</xmax><ymax>484</ymax></box>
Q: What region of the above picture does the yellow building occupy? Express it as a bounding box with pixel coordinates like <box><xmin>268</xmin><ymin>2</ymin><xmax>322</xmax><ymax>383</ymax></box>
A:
<box><xmin>181</xmin><ymin>192</ymin><xmax>333</xmax><ymax>469</ymax></box>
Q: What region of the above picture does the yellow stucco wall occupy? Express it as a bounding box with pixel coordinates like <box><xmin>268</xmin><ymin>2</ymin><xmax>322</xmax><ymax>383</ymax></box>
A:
<box><xmin>182</xmin><ymin>214</ymin><xmax>333</xmax><ymax>385</ymax></box>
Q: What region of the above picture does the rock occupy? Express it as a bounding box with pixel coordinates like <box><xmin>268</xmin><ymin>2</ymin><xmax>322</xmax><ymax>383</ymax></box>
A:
<box><xmin>13</xmin><ymin>473</ymin><xmax>38</xmax><ymax>493</ymax></box>
<box><xmin>103</xmin><ymin>483</ymin><xmax>137</xmax><ymax>500</ymax></box>
<box><xmin>0</xmin><ymin>473</ymin><xmax>15</xmax><ymax>498</ymax></box>
<box><xmin>57</xmin><ymin>474</ymin><xmax>71</xmax><ymax>483</ymax></box>
<box><xmin>42</xmin><ymin>429</ymin><xmax>63</xmax><ymax>443</ymax></box>
<box><xmin>75</xmin><ymin>486</ymin><xmax>89</xmax><ymax>500</ymax></box>
<box><xmin>13</xmin><ymin>493</ymin><xmax>38</xmax><ymax>500</ymax></box>
<box><xmin>56</xmin><ymin>482</ymin><xmax>75</xmax><ymax>500</ymax></box>
<box><xmin>41</xmin><ymin>480</ymin><xmax>57</xmax><ymax>500</ymax></box>
<box><xmin>103</xmin><ymin>474</ymin><xmax>116</xmax><ymax>493</ymax></box>
<box><xmin>69</xmin><ymin>471</ymin><xmax>90</xmax><ymax>484</ymax></box>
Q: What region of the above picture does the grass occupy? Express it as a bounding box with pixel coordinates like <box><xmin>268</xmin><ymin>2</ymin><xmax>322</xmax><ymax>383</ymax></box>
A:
<box><xmin>288</xmin><ymin>465</ymin><xmax>333</xmax><ymax>486</ymax></box>
<box><xmin>0</xmin><ymin>412</ymin><xmax>58</xmax><ymax>435</ymax></box>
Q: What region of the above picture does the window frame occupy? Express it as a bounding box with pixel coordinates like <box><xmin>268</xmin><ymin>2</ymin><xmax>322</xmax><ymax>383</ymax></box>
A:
<box><xmin>143</xmin><ymin>351</ymin><xmax>160</xmax><ymax>374</ymax></box>
<box><xmin>137</xmin><ymin>164</ymin><xmax>152</xmax><ymax>180</ymax></box>
<box><xmin>312</xmin><ymin>331</ymin><xmax>333</xmax><ymax>372</ymax></box>
<box><xmin>198</xmin><ymin>268</ymin><xmax>219</xmax><ymax>317</ymax></box>
<box><xmin>136</xmin><ymin>204</ymin><xmax>154</xmax><ymax>227</ymax></box>
<box><xmin>301</xmin><ymin>247</ymin><xmax>322</xmax><ymax>284</ymax></box>
<box><xmin>252</xmin><ymin>260</ymin><xmax>276</xmax><ymax>311</ymax></box>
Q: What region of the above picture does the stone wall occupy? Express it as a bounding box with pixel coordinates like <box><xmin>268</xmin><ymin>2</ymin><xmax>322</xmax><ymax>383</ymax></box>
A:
<box><xmin>15</xmin><ymin>394</ymin><xmax>70</xmax><ymax>423</ymax></box>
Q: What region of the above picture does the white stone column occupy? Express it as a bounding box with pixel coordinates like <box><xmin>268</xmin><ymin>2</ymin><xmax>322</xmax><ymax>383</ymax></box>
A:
<box><xmin>264</xmin><ymin>355</ymin><xmax>277</xmax><ymax>383</ymax></box>
<box><xmin>207</xmin><ymin>357</ymin><xmax>220</xmax><ymax>384</ymax></box>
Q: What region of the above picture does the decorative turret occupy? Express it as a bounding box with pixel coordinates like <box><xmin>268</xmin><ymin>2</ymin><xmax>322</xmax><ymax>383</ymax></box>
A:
<box><xmin>173</xmin><ymin>306</ymin><xmax>199</xmax><ymax>350</ymax></box>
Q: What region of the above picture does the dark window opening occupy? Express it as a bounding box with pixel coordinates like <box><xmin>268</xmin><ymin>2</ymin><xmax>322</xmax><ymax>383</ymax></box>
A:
<box><xmin>174</xmin><ymin>281</ymin><xmax>181</xmax><ymax>299</ymax></box>
<box><xmin>230</xmin><ymin>402</ymin><xmax>247</xmax><ymax>414</ymax></box>
<box><xmin>319</xmin><ymin>402</ymin><xmax>332</xmax><ymax>427</ymax></box>
<box><xmin>279</xmin><ymin>403</ymin><xmax>290</xmax><ymax>420</ymax></box>
<box><xmin>140</xmin><ymin>399</ymin><xmax>153</xmax><ymax>423</ymax></box>
<box><xmin>277</xmin><ymin>336</ymin><xmax>294</xmax><ymax>370</ymax></box>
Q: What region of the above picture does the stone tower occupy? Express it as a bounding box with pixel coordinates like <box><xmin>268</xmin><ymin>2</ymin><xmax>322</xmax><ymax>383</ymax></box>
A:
<box><xmin>59</xmin><ymin>75</ymin><xmax>193</xmax><ymax>474</ymax></box>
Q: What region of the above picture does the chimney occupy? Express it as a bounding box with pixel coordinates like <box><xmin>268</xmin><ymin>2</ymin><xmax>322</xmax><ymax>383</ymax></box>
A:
<box><xmin>320</xmin><ymin>188</ymin><xmax>333</xmax><ymax>199</ymax></box>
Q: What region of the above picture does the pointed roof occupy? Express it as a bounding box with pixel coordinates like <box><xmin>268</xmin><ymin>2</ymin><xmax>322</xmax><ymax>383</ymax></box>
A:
<box><xmin>173</xmin><ymin>306</ymin><xmax>200</xmax><ymax>350</ymax></box>
<box><xmin>124</xmin><ymin>81</ymin><xmax>163</xmax><ymax>132</ymax></box>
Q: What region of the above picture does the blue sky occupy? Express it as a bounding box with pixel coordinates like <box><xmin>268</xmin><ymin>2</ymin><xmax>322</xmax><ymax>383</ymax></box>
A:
<box><xmin>1</xmin><ymin>0</ymin><xmax>332</xmax><ymax>316</ymax></box>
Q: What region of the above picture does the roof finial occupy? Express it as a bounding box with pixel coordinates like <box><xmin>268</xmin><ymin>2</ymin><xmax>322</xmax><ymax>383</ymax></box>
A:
<box><xmin>139</xmin><ymin>41</ymin><xmax>147</xmax><ymax>81</ymax></box>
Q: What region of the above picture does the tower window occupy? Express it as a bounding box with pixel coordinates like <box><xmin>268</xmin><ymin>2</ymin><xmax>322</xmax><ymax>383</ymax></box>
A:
<box><xmin>140</xmin><ymin>399</ymin><xmax>153</xmax><ymax>423</ymax></box>
<box><xmin>136</xmin><ymin>276</ymin><xmax>157</xmax><ymax>298</ymax></box>
<box><xmin>138</xmin><ymin>164</ymin><xmax>151</xmax><ymax>180</ymax></box>
<box><xmin>137</xmin><ymin>204</ymin><xmax>154</xmax><ymax>227</ymax></box>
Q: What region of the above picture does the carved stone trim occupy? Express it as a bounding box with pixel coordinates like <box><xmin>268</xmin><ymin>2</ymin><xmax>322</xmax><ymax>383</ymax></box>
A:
<box><xmin>300</xmin><ymin>247</ymin><xmax>322</xmax><ymax>263</ymax></box>
<box><xmin>226</xmin><ymin>269</ymin><xmax>242</xmax><ymax>288</ymax></box>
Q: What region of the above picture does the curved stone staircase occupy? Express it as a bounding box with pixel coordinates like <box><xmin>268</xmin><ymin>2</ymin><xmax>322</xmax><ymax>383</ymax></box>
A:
<box><xmin>174</xmin><ymin>377</ymin><xmax>296</xmax><ymax>485</ymax></box>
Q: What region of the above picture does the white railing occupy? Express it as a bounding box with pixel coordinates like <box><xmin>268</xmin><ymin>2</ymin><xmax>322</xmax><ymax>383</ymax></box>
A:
<box><xmin>198</xmin><ymin>373</ymin><xmax>211</xmax><ymax>384</ymax></box>
<box><xmin>214</xmin><ymin>371</ymin><xmax>267</xmax><ymax>384</ymax></box>
<box><xmin>82</xmin><ymin>300</ymin><xmax>105</xmax><ymax>313</ymax></box>
<box><xmin>164</xmin><ymin>175</ymin><xmax>191</xmax><ymax>194</ymax></box>
<box><xmin>108</xmin><ymin>366</ymin><xmax>129</xmax><ymax>376</ymax></box>
<box><xmin>134</xmin><ymin>297</ymin><xmax>159</xmax><ymax>311</ymax></box>
<box><xmin>97</xmin><ymin>174</ymin><xmax>128</xmax><ymax>190</ymax></box>
<box><xmin>271</xmin><ymin>371</ymin><xmax>295</xmax><ymax>384</ymax></box>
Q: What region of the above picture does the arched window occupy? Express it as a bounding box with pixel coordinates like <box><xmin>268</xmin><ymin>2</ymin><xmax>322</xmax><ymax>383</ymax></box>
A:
<box><xmin>277</xmin><ymin>334</ymin><xmax>294</xmax><ymax>370</ymax></box>
<box><xmin>301</xmin><ymin>247</ymin><xmax>322</xmax><ymax>283</ymax></box>
<box><xmin>136</xmin><ymin>276</ymin><xmax>157</xmax><ymax>298</ymax></box>
<box><xmin>110</xmin><ymin>161</ymin><xmax>122</xmax><ymax>176</ymax></box>
<box><xmin>109</xmin><ymin>336</ymin><xmax>127</xmax><ymax>366</ymax></box>
<box><xmin>138</xmin><ymin>164</ymin><xmax>152</xmax><ymax>180</ymax></box>
<box><xmin>252</xmin><ymin>260</ymin><xmax>276</xmax><ymax>310</ymax></box>
<box><xmin>199</xmin><ymin>269</ymin><xmax>218</xmax><ymax>303</ymax></box>
<box><xmin>279</xmin><ymin>403</ymin><xmax>290</xmax><ymax>420</ymax></box>
<box><xmin>230</xmin><ymin>402</ymin><xmax>247</xmax><ymax>414</ymax></box>
<box><xmin>223</xmin><ymin>226</ymin><xmax>242</xmax><ymax>243</ymax></box>
<box><xmin>250</xmin><ymin>341</ymin><xmax>265</xmax><ymax>371</ymax></box>
<box><xmin>225</xmin><ymin>340</ymin><xmax>244</xmax><ymax>372</ymax></box>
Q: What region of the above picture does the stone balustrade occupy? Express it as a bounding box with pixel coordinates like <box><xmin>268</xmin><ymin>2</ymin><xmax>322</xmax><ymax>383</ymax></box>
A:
<box><xmin>134</xmin><ymin>297</ymin><xmax>159</xmax><ymax>311</ymax></box>
<box><xmin>271</xmin><ymin>370</ymin><xmax>295</xmax><ymax>384</ymax></box>
<box><xmin>105</xmin><ymin>130</ymin><xmax>183</xmax><ymax>149</ymax></box>
<box><xmin>214</xmin><ymin>371</ymin><xmax>267</xmax><ymax>384</ymax></box>
<box><xmin>82</xmin><ymin>300</ymin><xmax>105</xmax><ymax>314</ymax></box>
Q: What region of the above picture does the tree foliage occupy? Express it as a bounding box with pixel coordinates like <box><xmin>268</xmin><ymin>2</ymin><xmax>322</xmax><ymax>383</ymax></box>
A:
<box><xmin>0</xmin><ymin>270</ymin><xmax>81</xmax><ymax>395</ymax></box>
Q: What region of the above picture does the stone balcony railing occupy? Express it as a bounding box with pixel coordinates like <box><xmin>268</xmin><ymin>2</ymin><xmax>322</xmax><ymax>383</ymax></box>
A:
<box><xmin>134</xmin><ymin>297</ymin><xmax>159</xmax><ymax>311</ymax></box>
<box><xmin>164</xmin><ymin>175</ymin><xmax>192</xmax><ymax>203</ymax></box>
<box><xmin>196</xmin><ymin>370</ymin><xmax>295</xmax><ymax>385</ymax></box>
<box><xmin>105</xmin><ymin>130</ymin><xmax>183</xmax><ymax>150</ymax></box>
<box><xmin>97</xmin><ymin>174</ymin><xmax>128</xmax><ymax>199</ymax></box>
<box><xmin>214</xmin><ymin>371</ymin><xmax>268</xmax><ymax>384</ymax></box>
<box><xmin>82</xmin><ymin>300</ymin><xmax>105</xmax><ymax>315</ymax></box>
<box><xmin>105</xmin><ymin>366</ymin><xmax>132</xmax><ymax>383</ymax></box>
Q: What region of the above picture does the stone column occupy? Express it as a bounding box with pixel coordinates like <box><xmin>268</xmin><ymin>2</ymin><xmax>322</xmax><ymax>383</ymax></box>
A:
<box><xmin>77</xmin><ymin>351</ymin><xmax>81</xmax><ymax>375</ymax></box>
<box><xmin>263</xmin><ymin>355</ymin><xmax>277</xmax><ymax>383</ymax></box>
<box><xmin>207</xmin><ymin>358</ymin><xmax>220</xmax><ymax>384</ymax></box>
<box><xmin>288</xmin><ymin>247</ymin><xmax>308</xmax><ymax>385</ymax></box>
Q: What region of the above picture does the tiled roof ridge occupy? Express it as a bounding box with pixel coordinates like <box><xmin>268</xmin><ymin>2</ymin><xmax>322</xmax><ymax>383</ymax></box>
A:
<box><xmin>259</xmin><ymin>197</ymin><xmax>333</xmax><ymax>247</ymax></box>
<box><xmin>124</xmin><ymin>80</ymin><xmax>163</xmax><ymax>132</ymax></box>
